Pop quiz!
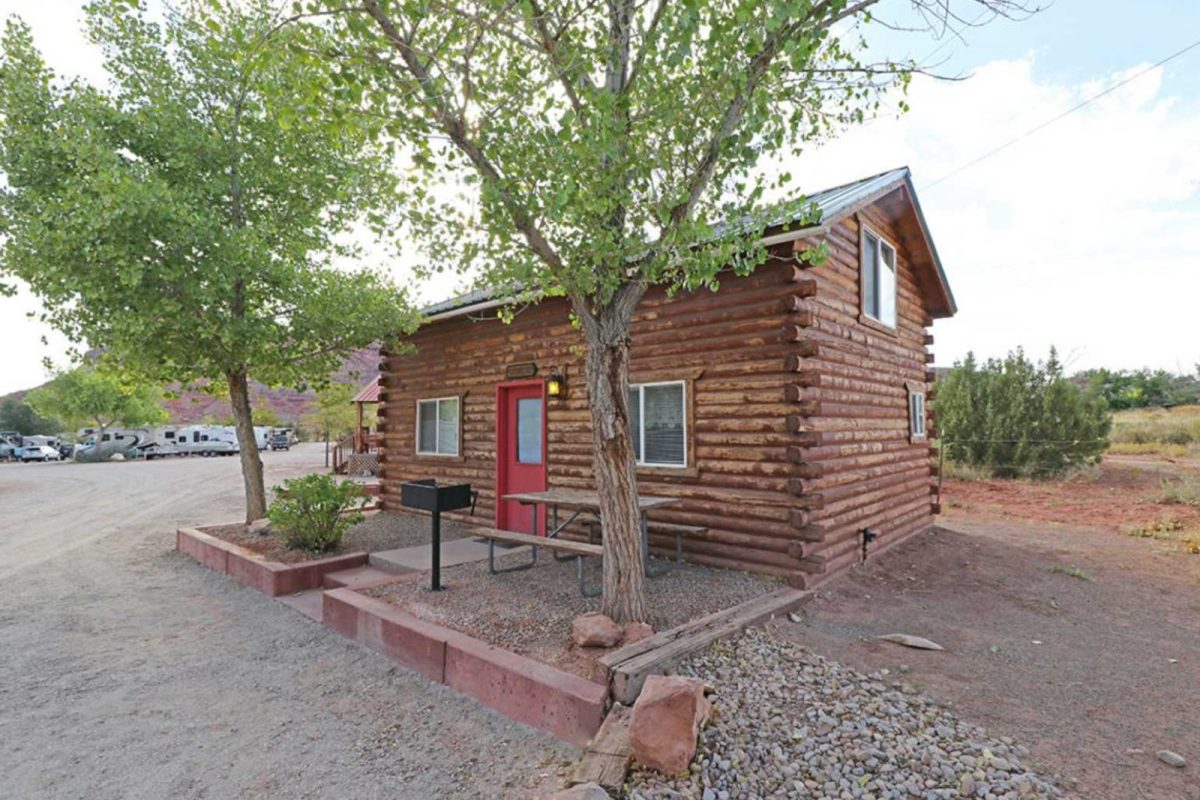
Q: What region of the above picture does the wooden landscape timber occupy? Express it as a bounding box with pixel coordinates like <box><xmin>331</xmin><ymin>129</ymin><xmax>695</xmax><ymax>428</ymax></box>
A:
<box><xmin>599</xmin><ymin>587</ymin><xmax>812</xmax><ymax>705</ymax></box>
<box><xmin>376</xmin><ymin>169</ymin><xmax>951</xmax><ymax>588</ymax></box>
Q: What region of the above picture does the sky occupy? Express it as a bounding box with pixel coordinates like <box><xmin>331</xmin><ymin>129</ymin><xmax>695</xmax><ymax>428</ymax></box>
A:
<box><xmin>1</xmin><ymin>0</ymin><xmax>1198</xmax><ymax>395</ymax></box>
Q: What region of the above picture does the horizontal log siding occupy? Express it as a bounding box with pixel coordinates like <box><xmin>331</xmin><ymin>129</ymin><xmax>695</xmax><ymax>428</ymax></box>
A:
<box><xmin>379</xmin><ymin>195</ymin><xmax>941</xmax><ymax>589</ymax></box>
<box><xmin>789</xmin><ymin>207</ymin><xmax>936</xmax><ymax>586</ymax></box>
<box><xmin>378</xmin><ymin>254</ymin><xmax>811</xmax><ymax>584</ymax></box>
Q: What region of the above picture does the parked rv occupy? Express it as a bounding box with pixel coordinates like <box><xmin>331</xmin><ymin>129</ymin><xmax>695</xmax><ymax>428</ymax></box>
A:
<box><xmin>174</xmin><ymin>425</ymin><xmax>240</xmax><ymax>456</ymax></box>
<box><xmin>75</xmin><ymin>428</ymin><xmax>150</xmax><ymax>462</ymax></box>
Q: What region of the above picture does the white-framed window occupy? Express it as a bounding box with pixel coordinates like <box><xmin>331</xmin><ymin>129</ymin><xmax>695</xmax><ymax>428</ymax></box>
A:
<box><xmin>416</xmin><ymin>396</ymin><xmax>460</xmax><ymax>456</ymax></box>
<box><xmin>628</xmin><ymin>381</ymin><xmax>687</xmax><ymax>468</ymax></box>
<box><xmin>862</xmin><ymin>227</ymin><xmax>897</xmax><ymax>328</ymax></box>
<box><xmin>908</xmin><ymin>389</ymin><xmax>927</xmax><ymax>440</ymax></box>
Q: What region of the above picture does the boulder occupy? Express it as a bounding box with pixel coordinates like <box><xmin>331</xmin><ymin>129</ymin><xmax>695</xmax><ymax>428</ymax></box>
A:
<box><xmin>1157</xmin><ymin>749</ymin><xmax>1186</xmax><ymax>768</ymax></box>
<box><xmin>629</xmin><ymin>675</ymin><xmax>710</xmax><ymax>775</ymax></box>
<box><xmin>247</xmin><ymin>518</ymin><xmax>273</xmax><ymax>536</ymax></box>
<box><xmin>572</xmin><ymin>613</ymin><xmax>623</xmax><ymax>648</ymax></box>
<box><xmin>623</xmin><ymin>622</ymin><xmax>654</xmax><ymax>645</ymax></box>
<box><xmin>539</xmin><ymin>783</ymin><xmax>610</xmax><ymax>800</ymax></box>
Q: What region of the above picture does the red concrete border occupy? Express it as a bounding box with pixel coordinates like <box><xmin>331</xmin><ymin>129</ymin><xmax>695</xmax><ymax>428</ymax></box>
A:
<box><xmin>322</xmin><ymin>587</ymin><xmax>607</xmax><ymax>746</ymax></box>
<box><xmin>176</xmin><ymin>526</ymin><xmax>368</xmax><ymax>597</ymax></box>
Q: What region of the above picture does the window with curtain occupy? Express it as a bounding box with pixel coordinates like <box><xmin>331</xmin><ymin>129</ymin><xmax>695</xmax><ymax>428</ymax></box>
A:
<box><xmin>416</xmin><ymin>396</ymin><xmax>460</xmax><ymax>455</ymax></box>
<box><xmin>628</xmin><ymin>381</ymin><xmax>686</xmax><ymax>467</ymax></box>
<box><xmin>862</xmin><ymin>228</ymin><xmax>897</xmax><ymax>327</ymax></box>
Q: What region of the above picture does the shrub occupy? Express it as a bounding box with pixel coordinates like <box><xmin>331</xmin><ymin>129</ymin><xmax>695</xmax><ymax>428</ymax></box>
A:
<box><xmin>268</xmin><ymin>474</ymin><xmax>366</xmax><ymax>553</ymax></box>
<box><xmin>1159</xmin><ymin>477</ymin><xmax>1200</xmax><ymax>507</ymax></box>
<box><xmin>937</xmin><ymin>348</ymin><xmax>1111</xmax><ymax>479</ymax></box>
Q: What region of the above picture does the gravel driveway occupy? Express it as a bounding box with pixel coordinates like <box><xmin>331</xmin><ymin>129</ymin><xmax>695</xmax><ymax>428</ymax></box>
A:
<box><xmin>0</xmin><ymin>445</ymin><xmax>573</xmax><ymax>799</ymax></box>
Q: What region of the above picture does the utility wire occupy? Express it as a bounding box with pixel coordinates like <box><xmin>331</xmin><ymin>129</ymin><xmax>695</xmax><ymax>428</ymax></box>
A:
<box><xmin>922</xmin><ymin>36</ymin><xmax>1200</xmax><ymax>191</ymax></box>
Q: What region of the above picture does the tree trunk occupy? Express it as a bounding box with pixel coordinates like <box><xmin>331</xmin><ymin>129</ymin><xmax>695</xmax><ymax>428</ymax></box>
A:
<box><xmin>575</xmin><ymin>285</ymin><xmax>647</xmax><ymax>623</ymax></box>
<box><xmin>228</xmin><ymin>370</ymin><xmax>267</xmax><ymax>522</ymax></box>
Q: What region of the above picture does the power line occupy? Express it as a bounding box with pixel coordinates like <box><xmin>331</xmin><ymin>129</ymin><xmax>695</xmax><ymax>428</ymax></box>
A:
<box><xmin>922</xmin><ymin>37</ymin><xmax>1200</xmax><ymax>191</ymax></box>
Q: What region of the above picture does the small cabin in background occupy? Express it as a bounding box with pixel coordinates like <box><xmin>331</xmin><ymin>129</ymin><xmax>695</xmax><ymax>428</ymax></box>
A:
<box><xmin>375</xmin><ymin>167</ymin><xmax>955</xmax><ymax>589</ymax></box>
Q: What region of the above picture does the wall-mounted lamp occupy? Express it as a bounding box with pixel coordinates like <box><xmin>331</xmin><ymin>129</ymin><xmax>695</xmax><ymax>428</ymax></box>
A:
<box><xmin>546</xmin><ymin>373</ymin><xmax>565</xmax><ymax>399</ymax></box>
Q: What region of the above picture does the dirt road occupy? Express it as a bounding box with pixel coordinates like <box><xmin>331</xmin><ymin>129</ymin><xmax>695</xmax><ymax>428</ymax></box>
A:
<box><xmin>775</xmin><ymin>514</ymin><xmax>1200</xmax><ymax>800</ymax></box>
<box><xmin>0</xmin><ymin>446</ymin><xmax>572</xmax><ymax>799</ymax></box>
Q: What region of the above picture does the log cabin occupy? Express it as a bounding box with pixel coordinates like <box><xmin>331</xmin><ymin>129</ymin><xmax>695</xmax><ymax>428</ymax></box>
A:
<box><xmin>375</xmin><ymin>167</ymin><xmax>955</xmax><ymax>589</ymax></box>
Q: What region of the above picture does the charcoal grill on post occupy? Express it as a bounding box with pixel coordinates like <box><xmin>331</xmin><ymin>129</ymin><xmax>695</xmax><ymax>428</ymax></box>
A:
<box><xmin>400</xmin><ymin>479</ymin><xmax>474</xmax><ymax>591</ymax></box>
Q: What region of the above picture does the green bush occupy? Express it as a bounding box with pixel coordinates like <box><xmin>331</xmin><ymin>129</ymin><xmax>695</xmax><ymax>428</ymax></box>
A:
<box><xmin>937</xmin><ymin>348</ymin><xmax>1111</xmax><ymax>479</ymax></box>
<box><xmin>268</xmin><ymin>474</ymin><xmax>366</xmax><ymax>553</ymax></box>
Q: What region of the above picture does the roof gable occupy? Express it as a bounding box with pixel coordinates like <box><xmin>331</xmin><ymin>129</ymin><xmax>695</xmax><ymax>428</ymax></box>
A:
<box><xmin>422</xmin><ymin>166</ymin><xmax>955</xmax><ymax>320</ymax></box>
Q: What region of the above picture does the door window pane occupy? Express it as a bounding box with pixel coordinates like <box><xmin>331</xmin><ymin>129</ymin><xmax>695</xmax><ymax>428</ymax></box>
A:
<box><xmin>516</xmin><ymin>397</ymin><xmax>542</xmax><ymax>464</ymax></box>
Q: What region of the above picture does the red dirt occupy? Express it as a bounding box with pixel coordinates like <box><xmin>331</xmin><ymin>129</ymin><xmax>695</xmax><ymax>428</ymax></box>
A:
<box><xmin>941</xmin><ymin>456</ymin><xmax>1200</xmax><ymax>537</ymax></box>
<box><xmin>770</xmin><ymin>508</ymin><xmax>1200</xmax><ymax>800</ymax></box>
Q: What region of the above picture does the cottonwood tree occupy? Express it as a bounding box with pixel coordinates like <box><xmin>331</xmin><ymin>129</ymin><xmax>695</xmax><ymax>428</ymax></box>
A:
<box><xmin>0</xmin><ymin>1</ymin><xmax>418</xmax><ymax>520</ymax></box>
<box><xmin>297</xmin><ymin>0</ymin><xmax>1031</xmax><ymax>621</ymax></box>
<box><xmin>27</xmin><ymin>364</ymin><xmax>166</xmax><ymax>455</ymax></box>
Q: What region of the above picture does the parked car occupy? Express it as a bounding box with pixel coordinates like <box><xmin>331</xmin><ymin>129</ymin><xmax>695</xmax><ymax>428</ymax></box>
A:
<box><xmin>268</xmin><ymin>432</ymin><xmax>291</xmax><ymax>451</ymax></box>
<box><xmin>21</xmin><ymin>445</ymin><xmax>62</xmax><ymax>462</ymax></box>
<box><xmin>58</xmin><ymin>443</ymin><xmax>75</xmax><ymax>460</ymax></box>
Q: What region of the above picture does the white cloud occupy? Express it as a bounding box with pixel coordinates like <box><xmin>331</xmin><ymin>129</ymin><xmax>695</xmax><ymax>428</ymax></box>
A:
<box><xmin>786</xmin><ymin>56</ymin><xmax>1200</xmax><ymax>373</ymax></box>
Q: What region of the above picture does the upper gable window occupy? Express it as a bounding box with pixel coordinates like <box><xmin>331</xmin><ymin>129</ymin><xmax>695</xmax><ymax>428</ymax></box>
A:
<box><xmin>862</xmin><ymin>227</ymin><xmax>897</xmax><ymax>328</ymax></box>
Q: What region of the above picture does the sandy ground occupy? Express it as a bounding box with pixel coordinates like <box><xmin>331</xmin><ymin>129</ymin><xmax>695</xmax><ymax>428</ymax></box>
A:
<box><xmin>0</xmin><ymin>445</ymin><xmax>573</xmax><ymax>800</ymax></box>
<box><xmin>771</xmin><ymin>511</ymin><xmax>1200</xmax><ymax>800</ymax></box>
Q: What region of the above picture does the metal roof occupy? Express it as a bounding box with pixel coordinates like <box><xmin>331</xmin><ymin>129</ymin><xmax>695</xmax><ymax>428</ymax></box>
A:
<box><xmin>420</xmin><ymin>166</ymin><xmax>954</xmax><ymax>318</ymax></box>
<box><xmin>350</xmin><ymin>377</ymin><xmax>381</xmax><ymax>404</ymax></box>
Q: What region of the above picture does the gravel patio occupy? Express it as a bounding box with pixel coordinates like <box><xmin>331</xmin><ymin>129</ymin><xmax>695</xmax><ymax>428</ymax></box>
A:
<box><xmin>368</xmin><ymin>549</ymin><xmax>779</xmax><ymax>678</ymax></box>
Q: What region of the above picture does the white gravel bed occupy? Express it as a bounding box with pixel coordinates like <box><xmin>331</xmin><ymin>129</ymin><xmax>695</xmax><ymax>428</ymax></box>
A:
<box><xmin>626</xmin><ymin>628</ymin><xmax>1063</xmax><ymax>800</ymax></box>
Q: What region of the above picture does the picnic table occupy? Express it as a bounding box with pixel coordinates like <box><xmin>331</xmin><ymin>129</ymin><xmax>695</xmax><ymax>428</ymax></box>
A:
<box><xmin>497</xmin><ymin>489</ymin><xmax>682</xmax><ymax>584</ymax></box>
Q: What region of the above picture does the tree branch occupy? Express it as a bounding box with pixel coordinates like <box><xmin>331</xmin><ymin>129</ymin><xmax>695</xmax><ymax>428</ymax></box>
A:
<box><xmin>359</xmin><ymin>0</ymin><xmax>565</xmax><ymax>272</ymax></box>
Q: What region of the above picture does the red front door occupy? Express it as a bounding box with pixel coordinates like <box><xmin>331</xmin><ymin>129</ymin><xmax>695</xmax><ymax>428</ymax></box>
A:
<box><xmin>496</xmin><ymin>382</ymin><xmax>547</xmax><ymax>534</ymax></box>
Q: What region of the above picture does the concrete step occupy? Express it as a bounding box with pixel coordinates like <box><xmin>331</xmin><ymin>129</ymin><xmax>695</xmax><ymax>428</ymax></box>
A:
<box><xmin>277</xmin><ymin>588</ymin><xmax>325</xmax><ymax>622</ymax></box>
<box><xmin>322</xmin><ymin>565</ymin><xmax>407</xmax><ymax>590</ymax></box>
<box><xmin>370</xmin><ymin>537</ymin><xmax>527</xmax><ymax>574</ymax></box>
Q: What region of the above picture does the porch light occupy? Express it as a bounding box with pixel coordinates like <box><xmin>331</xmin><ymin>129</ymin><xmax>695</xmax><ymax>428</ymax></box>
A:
<box><xmin>546</xmin><ymin>373</ymin><xmax>565</xmax><ymax>399</ymax></box>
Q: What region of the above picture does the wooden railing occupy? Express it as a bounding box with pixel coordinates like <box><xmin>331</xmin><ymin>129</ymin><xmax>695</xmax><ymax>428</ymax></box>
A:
<box><xmin>332</xmin><ymin>432</ymin><xmax>380</xmax><ymax>474</ymax></box>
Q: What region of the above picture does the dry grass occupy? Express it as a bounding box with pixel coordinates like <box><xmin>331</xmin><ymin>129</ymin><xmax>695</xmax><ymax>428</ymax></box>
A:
<box><xmin>1158</xmin><ymin>475</ymin><xmax>1200</xmax><ymax>506</ymax></box>
<box><xmin>1121</xmin><ymin>519</ymin><xmax>1200</xmax><ymax>555</ymax></box>
<box><xmin>1109</xmin><ymin>404</ymin><xmax>1200</xmax><ymax>455</ymax></box>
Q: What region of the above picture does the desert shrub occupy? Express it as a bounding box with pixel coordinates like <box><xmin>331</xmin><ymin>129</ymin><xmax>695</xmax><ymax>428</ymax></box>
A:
<box><xmin>1159</xmin><ymin>476</ymin><xmax>1200</xmax><ymax>507</ymax></box>
<box><xmin>268</xmin><ymin>474</ymin><xmax>366</xmax><ymax>553</ymax></box>
<box><xmin>937</xmin><ymin>348</ymin><xmax>1111</xmax><ymax>479</ymax></box>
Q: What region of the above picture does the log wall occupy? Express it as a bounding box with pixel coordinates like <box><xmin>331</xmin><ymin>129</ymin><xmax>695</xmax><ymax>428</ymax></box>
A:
<box><xmin>378</xmin><ymin>193</ymin><xmax>940</xmax><ymax>588</ymax></box>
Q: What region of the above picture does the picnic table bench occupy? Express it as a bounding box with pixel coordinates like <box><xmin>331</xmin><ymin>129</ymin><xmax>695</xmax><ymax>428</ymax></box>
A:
<box><xmin>476</xmin><ymin>490</ymin><xmax>704</xmax><ymax>596</ymax></box>
<box><xmin>476</xmin><ymin>528</ymin><xmax>605</xmax><ymax>596</ymax></box>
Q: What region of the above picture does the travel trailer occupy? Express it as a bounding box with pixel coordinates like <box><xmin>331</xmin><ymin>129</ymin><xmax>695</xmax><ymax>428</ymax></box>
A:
<box><xmin>174</xmin><ymin>425</ymin><xmax>240</xmax><ymax>456</ymax></box>
<box><xmin>75</xmin><ymin>427</ymin><xmax>163</xmax><ymax>462</ymax></box>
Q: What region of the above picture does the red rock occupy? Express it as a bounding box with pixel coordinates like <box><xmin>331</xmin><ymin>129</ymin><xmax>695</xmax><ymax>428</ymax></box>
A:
<box><xmin>572</xmin><ymin>612</ymin><xmax>623</xmax><ymax>648</ymax></box>
<box><xmin>629</xmin><ymin>675</ymin><xmax>710</xmax><ymax>775</ymax></box>
<box><xmin>623</xmin><ymin>621</ymin><xmax>654</xmax><ymax>644</ymax></box>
